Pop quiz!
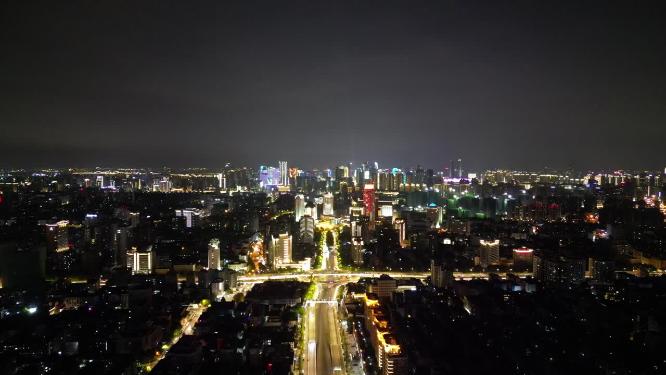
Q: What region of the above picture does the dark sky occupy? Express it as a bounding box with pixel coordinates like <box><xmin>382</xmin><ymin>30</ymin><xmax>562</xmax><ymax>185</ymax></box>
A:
<box><xmin>1</xmin><ymin>0</ymin><xmax>665</xmax><ymax>171</ymax></box>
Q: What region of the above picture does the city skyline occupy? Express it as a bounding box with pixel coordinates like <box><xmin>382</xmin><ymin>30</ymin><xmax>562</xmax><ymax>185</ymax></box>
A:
<box><xmin>1</xmin><ymin>151</ymin><xmax>666</xmax><ymax>375</ymax></box>
<box><xmin>3</xmin><ymin>2</ymin><xmax>666</xmax><ymax>375</ymax></box>
<box><xmin>2</xmin><ymin>162</ymin><xmax>664</xmax><ymax>177</ymax></box>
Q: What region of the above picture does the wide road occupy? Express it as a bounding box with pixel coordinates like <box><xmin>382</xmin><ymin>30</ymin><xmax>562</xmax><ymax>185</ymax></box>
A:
<box><xmin>305</xmin><ymin>282</ymin><xmax>344</xmax><ymax>375</ymax></box>
<box><xmin>304</xmin><ymin>226</ymin><xmax>345</xmax><ymax>375</ymax></box>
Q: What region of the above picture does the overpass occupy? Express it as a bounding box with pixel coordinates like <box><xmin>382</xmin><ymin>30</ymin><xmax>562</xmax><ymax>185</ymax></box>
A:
<box><xmin>238</xmin><ymin>270</ymin><xmax>532</xmax><ymax>283</ymax></box>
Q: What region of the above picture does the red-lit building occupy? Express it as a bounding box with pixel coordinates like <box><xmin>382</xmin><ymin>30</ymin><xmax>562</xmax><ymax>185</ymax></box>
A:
<box><xmin>363</xmin><ymin>184</ymin><xmax>376</xmax><ymax>229</ymax></box>
<box><xmin>512</xmin><ymin>247</ymin><xmax>534</xmax><ymax>272</ymax></box>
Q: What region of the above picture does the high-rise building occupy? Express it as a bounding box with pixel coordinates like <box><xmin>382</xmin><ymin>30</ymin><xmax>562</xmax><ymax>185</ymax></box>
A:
<box><xmin>299</xmin><ymin>216</ymin><xmax>315</xmax><ymax>244</ymax></box>
<box><xmin>350</xmin><ymin>204</ymin><xmax>364</xmax><ymax>219</ymax></box>
<box><xmin>259</xmin><ymin>165</ymin><xmax>281</xmax><ymax>187</ymax></box>
<box><xmin>113</xmin><ymin>224</ymin><xmax>130</xmax><ymax>267</ymax></box>
<box><xmin>558</xmin><ymin>255</ymin><xmax>586</xmax><ymax>284</ymax></box>
<box><xmin>279</xmin><ymin>161</ymin><xmax>288</xmax><ymax>186</ymax></box>
<box><xmin>208</xmin><ymin>239</ymin><xmax>220</xmax><ymax>270</ymax></box>
<box><xmin>337</xmin><ymin>165</ymin><xmax>349</xmax><ymax>179</ymax></box>
<box><xmin>175</xmin><ymin>208</ymin><xmax>202</xmax><ymax>228</ymax></box>
<box><xmin>323</xmin><ymin>192</ymin><xmax>334</xmax><ymax>216</ymax></box>
<box><xmin>393</xmin><ymin>219</ymin><xmax>406</xmax><ymax>248</ymax></box>
<box><xmin>431</xmin><ymin>260</ymin><xmax>453</xmax><ymax>288</ymax></box>
<box><xmin>133</xmin><ymin>178</ymin><xmax>142</xmax><ymax>190</ymax></box>
<box><xmin>457</xmin><ymin>158</ymin><xmax>463</xmax><ymax>179</ymax></box>
<box><xmin>45</xmin><ymin>220</ymin><xmax>70</xmax><ymax>253</ymax></box>
<box><xmin>305</xmin><ymin>201</ymin><xmax>318</xmax><ymax>221</ymax></box>
<box><xmin>479</xmin><ymin>239</ymin><xmax>500</xmax><ymax>269</ymax></box>
<box><xmin>158</xmin><ymin>177</ymin><xmax>172</xmax><ymax>192</ymax></box>
<box><xmin>425</xmin><ymin>169</ymin><xmax>434</xmax><ymax>187</ymax></box>
<box><xmin>294</xmin><ymin>194</ymin><xmax>306</xmax><ymax>222</ymax></box>
<box><xmin>270</xmin><ymin>233</ymin><xmax>292</xmax><ymax>269</ymax></box>
<box><xmin>127</xmin><ymin>248</ymin><xmax>154</xmax><ymax>275</ymax></box>
<box><xmin>391</xmin><ymin>169</ymin><xmax>404</xmax><ymax>191</ymax></box>
<box><xmin>352</xmin><ymin>237</ymin><xmax>364</xmax><ymax>266</ymax></box>
<box><xmin>360</xmin><ymin>294</ymin><xmax>409</xmax><ymax>375</ymax></box>
<box><xmin>414</xmin><ymin>165</ymin><xmax>425</xmax><ymax>185</ymax></box>
<box><xmin>383</xmin><ymin>344</ymin><xmax>409</xmax><ymax>375</ymax></box>
<box><xmin>376</xmin><ymin>170</ymin><xmax>391</xmax><ymax>191</ymax></box>
<box><xmin>216</xmin><ymin>173</ymin><xmax>226</xmax><ymax>190</ymax></box>
<box><xmin>512</xmin><ymin>247</ymin><xmax>534</xmax><ymax>272</ymax></box>
<box><xmin>288</xmin><ymin>167</ymin><xmax>299</xmax><ymax>182</ymax></box>
<box><xmin>364</xmin><ymin>184</ymin><xmax>376</xmax><ymax>228</ymax></box>
<box><xmin>350</xmin><ymin>205</ymin><xmax>365</xmax><ymax>238</ymax></box>
<box><xmin>426</xmin><ymin>206</ymin><xmax>442</xmax><ymax>228</ymax></box>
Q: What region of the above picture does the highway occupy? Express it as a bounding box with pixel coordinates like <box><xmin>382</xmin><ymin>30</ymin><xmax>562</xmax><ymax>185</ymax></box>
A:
<box><xmin>304</xmin><ymin>281</ymin><xmax>345</xmax><ymax>375</ymax></box>
<box><xmin>303</xmin><ymin>225</ymin><xmax>345</xmax><ymax>375</ymax></box>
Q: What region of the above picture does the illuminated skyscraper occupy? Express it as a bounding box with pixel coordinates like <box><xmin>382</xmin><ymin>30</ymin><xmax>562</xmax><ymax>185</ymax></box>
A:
<box><xmin>216</xmin><ymin>173</ymin><xmax>226</xmax><ymax>190</ymax></box>
<box><xmin>350</xmin><ymin>205</ymin><xmax>365</xmax><ymax>238</ymax></box>
<box><xmin>377</xmin><ymin>170</ymin><xmax>393</xmax><ymax>191</ymax></box>
<box><xmin>127</xmin><ymin>248</ymin><xmax>154</xmax><ymax>275</ymax></box>
<box><xmin>279</xmin><ymin>161</ymin><xmax>288</xmax><ymax>186</ymax></box>
<box><xmin>426</xmin><ymin>206</ymin><xmax>442</xmax><ymax>228</ymax></box>
<box><xmin>305</xmin><ymin>201</ymin><xmax>318</xmax><ymax>221</ymax></box>
<box><xmin>479</xmin><ymin>239</ymin><xmax>500</xmax><ymax>269</ymax></box>
<box><xmin>364</xmin><ymin>184</ymin><xmax>376</xmax><ymax>228</ymax></box>
<box><xmin>113</xmin><ymin>224</ymin><xmax>130</xmax><ymax>267</ymax></box>
<box><xmin>380</xmin><ymin>205</ymin><xmax>393</xmax><ymax>218</ymax></box>
<box><xmin>323</xmin><ymin>192</ymin><xmax>334</xmax><ymax>216</ymax></box>
<box><xmin>352</xmin><ymin>237</ymin><xmax>364</xmax><ymax>265</ymax></box>
<box><xmin>392</xmin><ymin>169</ymin><xmax>404</xmax><ymax>191</ymax></box>
<box><xmin>354</xmin><ymin>168</ymin><xmax>364</xmax><ymax>187</ymax></box>
<box><xmin>415</xmin><ymin>165</ymin><xmax>425</xmax><ymax>185</ymax></box>
<box><xmin>158</xmin><ymin>177</ymin><xmax>172</xmax><ymax>192</ymax></box>
<box><xmin>299</xmin><ymin>216</ymin><xmax>315</xmax><ymax>244</ymax></box>
<box><xmin>457</xmin><ymin>158</ymin><xmax>463</xmax><ymax>179</ymax></box>
<box><xmin>175</xmin><ymin>208</ymin><xmax>202</xmax><ymax>228</ymax></box>
<box><xmin>425</xmin><ymin>168</ymin><xmax>434</xmax><ymax>187</ymax></box>
<box><xmin>45</xmin><ymin>220</ymin><xmax>70</xmax><ymax>253</ymax></box>
<box><xmin>383</xmin><ymin>347</ymin><xmax>408</xmax><ymax>375</ymax></box>
<box><xmin>270</xmin><ymin>233</ymin><xmax>292</xmax><ymax>269</ymax></box>
<box><xmin>208</xmin><ymin>239</ymin><xmax>220</xmax><ymax>270</ymax></box>
<box><xmin>335</xmin><ymin>165</ymin><xmax>349</xmax><ymax>180</ymax></box>
<box><xmin>431</xmin><ymin>260</ymin><xmax>453</xmax><ymax>288</ymax></box>
<box><xmin>259</xmin><ymin>165</ymin><xmax>281</xmax><ymax>188</ymax></box>
<box><xmin>393</xmin><ymin>219</ymin><xmax>406</xmax><ymax>248</ymax></box>
<box><xmin>294</xmin><ymin>194</ymin><xmax>305</xmax><ymax>222</ymax></box>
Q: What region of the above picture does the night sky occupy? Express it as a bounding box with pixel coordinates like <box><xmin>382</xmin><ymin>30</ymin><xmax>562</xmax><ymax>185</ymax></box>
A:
<box><xmin>1</xmin><ymin>0</ymin><xmax>665</xmax><ymax>171</ymax></box>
